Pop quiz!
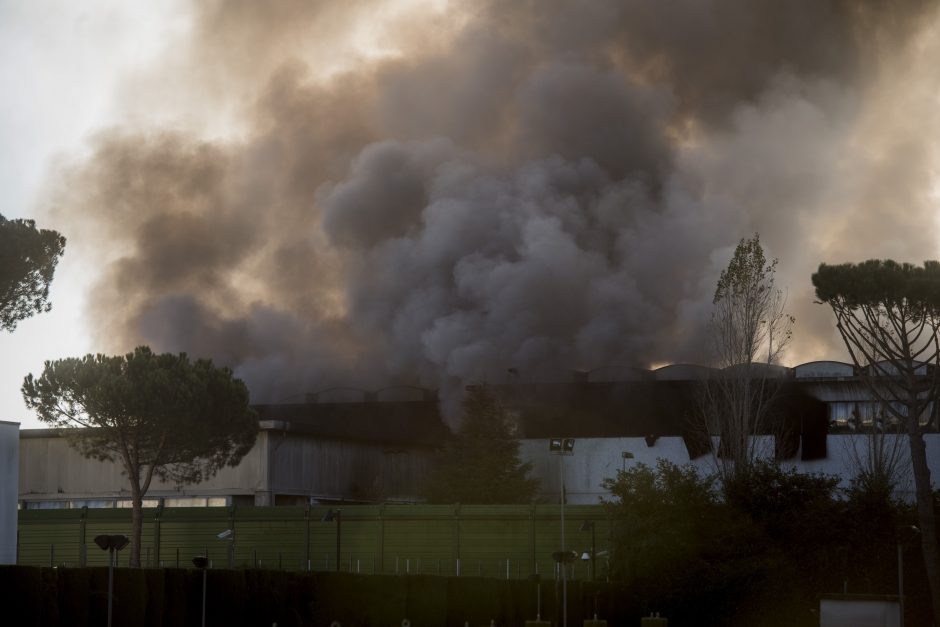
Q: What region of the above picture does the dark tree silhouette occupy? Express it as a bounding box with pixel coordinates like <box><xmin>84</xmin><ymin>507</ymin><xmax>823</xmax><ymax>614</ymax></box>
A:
<box><xmin>813</xmin><ymin>259</ymin><xmax>940</xmax><ymax>625</ymax></box>
<box><xmin>0</xmin><ymin>213</ymin><xmax>66</xmax><ymax>331</ymax></box>
<box><xmin>424</xmin><ymin>385</ymin><xmax>538</xmax><ymax>504</ymax></box>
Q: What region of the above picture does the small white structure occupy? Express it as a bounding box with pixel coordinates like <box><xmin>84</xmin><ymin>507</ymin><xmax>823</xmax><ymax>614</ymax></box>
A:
<box><xmin>0</xmin><ymin>420</ymin><xmax>18</xmax><ymax>564</ymax></box>
<box><xmin>819</xmin><ymin>595</ymin><xmax>900</xmax><ymax>627</ymax></box>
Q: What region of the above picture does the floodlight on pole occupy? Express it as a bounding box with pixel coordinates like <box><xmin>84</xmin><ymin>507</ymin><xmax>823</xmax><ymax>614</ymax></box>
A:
<box><xmin>621</xmin><ymin>450</ymin><xmax>634</xmax><ymax>473</ymax></box>
<box><xmin>217</xmin><ymin>528</ymin><xmax>234</xmax><ymax>568</ymax></box>
<box><xmin>94</xmin><ymin>534</ymin><xmax>129</xmax><ymax>627</ymax></box>
<box><xmin>322</xmin><ymin>508</ymin><xmax>342</xmax><ymax>572</ymax></box>
<box><xmin>549</xmin><ymin>438</ymin><xmax>575</xmax><ymax>455</ymax></box>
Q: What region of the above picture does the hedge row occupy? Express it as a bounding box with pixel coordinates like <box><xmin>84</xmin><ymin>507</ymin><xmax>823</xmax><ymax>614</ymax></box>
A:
<box><xmin>0</xmin><ymin>566</ymin><xmax>665</xmax><ymax>627</ymax></box>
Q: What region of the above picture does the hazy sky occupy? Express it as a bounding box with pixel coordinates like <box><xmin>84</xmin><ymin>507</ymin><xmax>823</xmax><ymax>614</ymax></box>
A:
<box><xmin>0</xmin><ymin>1</ymin><xmax>186</xmax><ymax>427</ymax></box>
<box><xmin>3</xmin><ymin>1</ymin><xmax>940</xmax><ymax>428</ymax></box>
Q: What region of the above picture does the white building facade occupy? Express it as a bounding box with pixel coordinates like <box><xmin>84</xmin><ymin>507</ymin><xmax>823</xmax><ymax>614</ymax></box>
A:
<box><xmin>521</xmin><ymin>434</ymin><xmax>940</xmax><ymax>505</ymax></box>
<box><xmin>0</xmin><ymin>420</ymin><xmax>19</xmax><ymax>563</ymax></box>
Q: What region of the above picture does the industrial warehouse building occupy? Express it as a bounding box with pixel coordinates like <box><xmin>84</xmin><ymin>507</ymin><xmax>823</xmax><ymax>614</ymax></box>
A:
<box><xmin>15</xmin><ymin>361</ymin><xmax>940</xmax><ymax>509</ymax></box>
<box><xmin>19</xmin><ymin>388</ymin><xmax>448</xmax><ymax>509</ymax></box>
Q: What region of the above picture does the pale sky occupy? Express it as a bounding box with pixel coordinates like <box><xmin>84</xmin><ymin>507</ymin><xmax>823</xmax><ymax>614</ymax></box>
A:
<box><xmin>0</xmin><ymin>1</ymin><xmax>186</xmax><ymax>427</ymax></box>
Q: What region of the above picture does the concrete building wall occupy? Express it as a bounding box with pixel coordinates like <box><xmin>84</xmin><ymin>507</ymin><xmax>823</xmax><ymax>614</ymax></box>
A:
<box><xmin>0</xmin><ymin>421</ymin><xmax>18</xmax><ymax>563</ymax></box>
<box><xmin>521</xmin><ymin>434</ymin><xmax>940</xmax><ymax>504</ymax></box>
<box><xmin>18</xmin><ymin>429</ymin><xmax>432</xmax><ymax>508</ymax></box>
<box><xmin>265</xmin><ymin>432</ymin><xmax>432</xmax><ymax>503</ymax></box>
<box><xmin>783</xmin><ymin>434</ymin><xmax>940</xmax><ymax>501</ymax></box>
<box><xmin>19</xmin><ymin>428</ymin><xmax>940</xmax><ymax>508</ymax></box>
<box><xmin>19</xmin><ymin>430</ymin><xmax>266</xmax><ymax>505</ymax></box>
<box><xmin>522</xmin><ymin>436</ymin><xmax>711</xmax><ymax>504</ymax></box>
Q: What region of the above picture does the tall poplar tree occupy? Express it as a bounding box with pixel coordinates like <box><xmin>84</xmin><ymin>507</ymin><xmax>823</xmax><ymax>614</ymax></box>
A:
<box><xmin>701</xmin><ymin>234</ymin><xmax>794</xmax><ymax>481</ymax></box>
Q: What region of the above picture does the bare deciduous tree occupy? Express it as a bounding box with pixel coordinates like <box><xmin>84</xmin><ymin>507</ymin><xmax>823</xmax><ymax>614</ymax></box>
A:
<box><xmin>841</xmin><ymin>403</ymin><xmax>911</xmax><ymax>501</ymax></box>
<box><xmin>700</xmin><ymin>234</ymin><xmax>794</xmax><ymax>483</ymax></box>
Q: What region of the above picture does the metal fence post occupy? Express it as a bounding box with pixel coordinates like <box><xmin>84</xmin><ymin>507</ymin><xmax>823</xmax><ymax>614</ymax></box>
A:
<box><xmin>454</xmin><ymin>503</ymin><xmax>461</xmax><ymax>577</ymax></box>
<box><xmin>304</xmin><ymin>504</ymin><xmax>311</xmax><ymax>572</ymax></box>
<box><xmin>378</xmin><ymin>504</ymin><xmax>385</xmax><ymax>574</ymax></box>
<box><xmin>152</xmin><ymin>502</ymin><xmax>163</xmax><ymax>568</ymax></box>
<box><xmin>79</xmin><ymin>506</ymin><xmax>88</xmax><ymax>567</ymax></box>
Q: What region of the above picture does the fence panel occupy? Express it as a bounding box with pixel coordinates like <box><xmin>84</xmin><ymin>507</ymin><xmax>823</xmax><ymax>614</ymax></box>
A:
<box><xmin>17</xmin><ymin>503</ymin><xmax>609</xmax><ymax>579</ymax></box>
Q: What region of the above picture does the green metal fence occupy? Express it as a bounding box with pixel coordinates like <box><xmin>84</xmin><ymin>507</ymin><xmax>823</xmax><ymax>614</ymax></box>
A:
<box><xmin>17</xmin><ymin>504</ymin><xmax>611</xmax><ymax>580</ymax></box>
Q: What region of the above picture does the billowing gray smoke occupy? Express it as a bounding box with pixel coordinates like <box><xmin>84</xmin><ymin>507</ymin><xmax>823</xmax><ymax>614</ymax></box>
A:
<box><xmin>45</xmin><ymin>0</ymin><xmax>940</xmax><ymax>420</ymax></box>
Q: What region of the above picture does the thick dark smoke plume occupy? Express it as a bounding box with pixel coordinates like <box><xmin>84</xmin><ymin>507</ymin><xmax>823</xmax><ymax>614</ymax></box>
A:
<box><xmin>45</xmin><ymin>0</ymin><xmax>940</xmax><ymax>419</ymax></box>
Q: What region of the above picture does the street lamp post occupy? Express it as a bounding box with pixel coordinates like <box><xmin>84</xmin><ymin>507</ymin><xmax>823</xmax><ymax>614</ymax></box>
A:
<box><xmin>549</xmin><ymin>437</ymin><xmax>575</xmax><ymax>627</ymax></box>
<box><xmin>323</xmin><ymin>509</ymin><xmax>342</xmax><ymax>572</ymax></box>
<box><xmin>192</xmin><ymin>556</ymin><xmax>209</xmax><ymax>627</ymax></box>
<box><xmin>94</xmin><ymin>534</ymin><xmax>129</xmax><ymax>627</ymax></box>
<box><xmin>528</xmin><ymin>573</ymin><xmax>543</xmax><ymax>622</ymax></box>
<box><xmin>580</xmin><ymin>520</ymin><xmax>596</xmax><ymax>582</ymax></box>
<box><xmin>897</xmin><ymin>525</ymin><xmax>920</xmax><ymax>627</ymax></box>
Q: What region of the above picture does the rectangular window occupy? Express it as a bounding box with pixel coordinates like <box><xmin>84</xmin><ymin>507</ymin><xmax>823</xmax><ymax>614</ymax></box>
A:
<box><xmin>164</xmin><ymin>497</ymin><xmax>208</xmax><ymax>507</ymax></box>
<box><xmin>25</xmin><ymin>501</ymin><xmax>69</xmax><ymax>510</ymax></box>
<box><xmin>69</xmin><ymin>499</ymin><xmax>115</xmax><ymax>509</ymax></box>
<box><xmin>115</xmin><ymin>499</ymin><xmax>160</xmax><ymax>508</ymax></box>
<box><xmin>828</xmin><ymin>402</ymin><xmax>851</xmax><ymax>427</ymax></box>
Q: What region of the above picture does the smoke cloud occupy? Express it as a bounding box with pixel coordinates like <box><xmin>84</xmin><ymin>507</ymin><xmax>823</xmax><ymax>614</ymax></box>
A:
<box><xmin>44</xmin><ymin>0</ymin><xmax>940</xmax><ymax>419</ymax></box>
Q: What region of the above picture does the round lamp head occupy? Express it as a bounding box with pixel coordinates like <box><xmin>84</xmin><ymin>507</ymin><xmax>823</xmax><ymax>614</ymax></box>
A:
<box><xmin>94</xmin><ymin>534</ymin><xmax>130</xmax><ymax>551</ymax></box>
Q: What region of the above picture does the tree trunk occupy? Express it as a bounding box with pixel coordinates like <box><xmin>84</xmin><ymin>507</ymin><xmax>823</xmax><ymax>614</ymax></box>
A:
<box><xmin>907</xmin><ymin>419</ymin><xmax>940</xmax><ymax>626</ymax></box>
<box><xmin>130</xmin><ymin>487</ymin><xmax>143</xmax><ymax>568</ymax></box>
